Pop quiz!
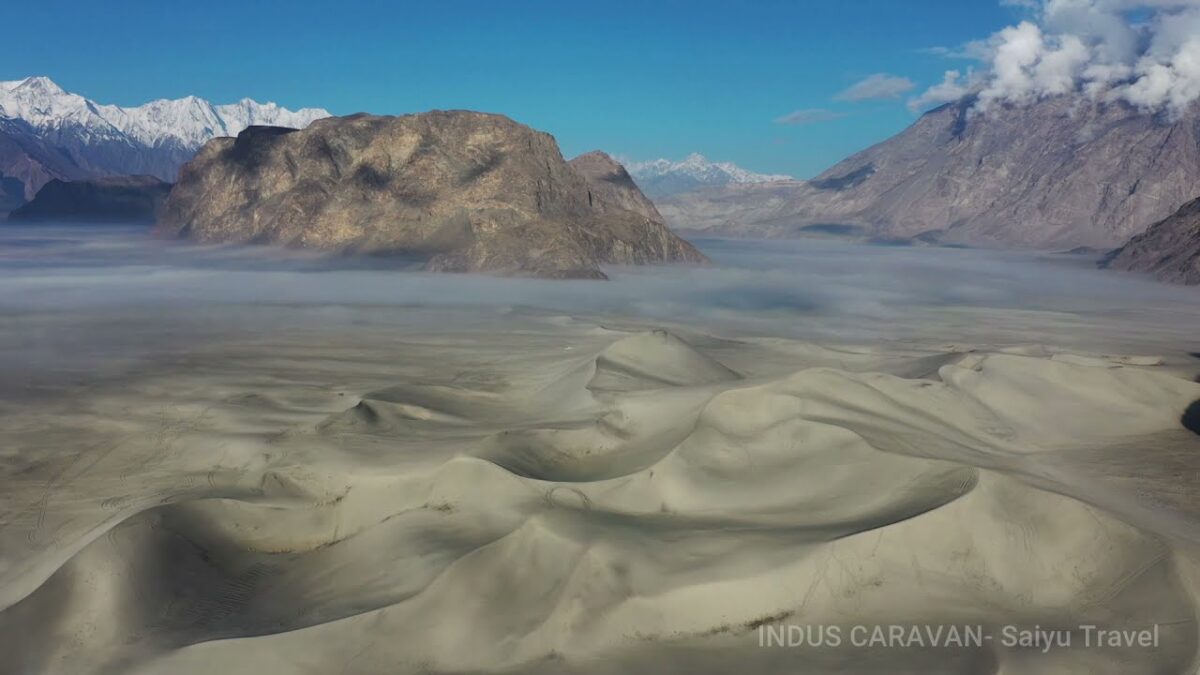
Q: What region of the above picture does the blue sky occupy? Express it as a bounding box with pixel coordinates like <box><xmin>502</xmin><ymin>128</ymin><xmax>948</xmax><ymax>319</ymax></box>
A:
<box><xmin>5</xmin><ymin>0</ymin><xmax>1021</xmax><ymax>177</ymax></box>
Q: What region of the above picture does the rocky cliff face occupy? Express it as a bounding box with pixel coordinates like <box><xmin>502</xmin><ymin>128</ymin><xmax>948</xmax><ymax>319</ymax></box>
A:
<box><xmin>1103</xmin><ymin>197</ymin><xmax>1200</xmax><ymax>285</ymax></box>
<box><xmin>8</xmin><ymin>176</ymin><xmax>171</xmax><ymax>224</ymax></box>
<box><xmin>158</xmin><ymin>112</ymin><xmax>707</xmax><ymax>278</ymax></box>
<box><xmin>568</xmin><ymin>151</ymin><xmax>664</xmax><ymax>223</ymax></box>
<box><xmin>660</xmin><ymin>96</ymin><xmax>1200</xmax><ymax>249</ymax></box>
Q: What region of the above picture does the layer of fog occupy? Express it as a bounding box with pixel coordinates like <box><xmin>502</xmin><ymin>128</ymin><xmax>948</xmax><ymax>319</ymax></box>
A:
<box><xmin>2</xmin><ymin>224</ymin><xmax>1198</xmax><ymax>395</ymax></box>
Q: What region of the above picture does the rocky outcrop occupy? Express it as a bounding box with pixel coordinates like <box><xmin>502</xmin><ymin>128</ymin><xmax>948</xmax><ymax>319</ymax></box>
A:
<box><xmin>8</xmin><ymin>176</ymin><xmax>171</xmax><ymax>223</ymax></box>
<box><xmin>568</xmin><ymin>151</ymin><xmax>664</xmax><ymax>223</ymax></box>
<box><xmin>158</xmin><ymin>112</ymin><xmax>707</xmax><ymax>278</ymax></box>
<box><xmin>660</xmin><ymin>96</ymin><xmax>1200</xmax><ymax>249</ymax></box>
<box><xmin>1103</xmin><ymin>197</ymin><xmax>1200</xmax><ymax>285</ymax></box>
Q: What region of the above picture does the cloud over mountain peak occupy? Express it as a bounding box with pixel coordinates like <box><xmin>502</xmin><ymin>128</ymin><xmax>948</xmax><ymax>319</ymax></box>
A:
<box><xmin>913</xmin><ymin>0</ymin><xmax>1200</xmax><ymax>115</ymax></box>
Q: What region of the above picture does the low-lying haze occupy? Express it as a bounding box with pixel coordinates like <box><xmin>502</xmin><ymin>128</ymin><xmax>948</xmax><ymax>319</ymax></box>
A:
<box><xmin>4</xmin><ymin>225</ymin><xmax>1198</xmax><ymax>342</ymax></box>
<box><xmin>4</xmin><ymin>225</ymin><xmax>1198</xmax><ymax>397</ymax></box>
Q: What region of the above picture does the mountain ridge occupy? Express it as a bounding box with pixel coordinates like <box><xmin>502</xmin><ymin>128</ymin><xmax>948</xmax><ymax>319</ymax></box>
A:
<box><xmin>658</xmin><ymin>96</ymin><xmax>1200</xmax><ymax>250</ymax></box>
<box><xmin>622</xmin><ymin>153</ymin><xmax>792</xmax><ymax>199</ymax></box>
<box><xmin>569</xmin><ymin>151</ymin><xmax>666</xmax><ymax>224</ymax></box>
<box><xmin>0</xmin><ymin>76</ymin><xmax>328</xmax><ymax>208</ymax></box>
<box><xmin>8</xmin><ymin>175</ymin><xmax>170</xmax><ymax>224</ymax></box>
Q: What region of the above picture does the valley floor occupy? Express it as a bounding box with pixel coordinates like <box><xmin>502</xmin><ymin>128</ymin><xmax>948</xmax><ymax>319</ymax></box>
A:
<box><xmin>1</xmin><ymin>229</ymin><xmax>1199</xmax><ymax>674</ymax></box>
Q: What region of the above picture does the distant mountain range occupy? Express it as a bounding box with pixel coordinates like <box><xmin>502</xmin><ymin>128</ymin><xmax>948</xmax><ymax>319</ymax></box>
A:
<box><xmin>2</xmin><ymin>76</ymin><xmax>1196</xmax><ymax>284</ymax></box>
<box><xmin>659</xmin><ymin>96</ymin><xmax>1200</xmax><ymax>251</ymax></box>
<box><xmin>621</xmin><ymin>153</ymin><xmax>792</xmax><ymax>199</ymax></box>
<box><xmin>0</xmin><ymin>76</ymin><xmax>328</xmax><ymax>212</ymax></box>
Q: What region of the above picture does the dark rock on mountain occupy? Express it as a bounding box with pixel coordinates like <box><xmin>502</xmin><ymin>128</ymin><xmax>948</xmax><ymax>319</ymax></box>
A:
<box><xmin>158</xmin><ymin>112</ymin><xmax>707</xmax><ymax>278</ymax></box>
<box><xmin>0</xmin><ymin>176</ymin><xmax>26</xmax><ymax>213</ymax></box>
<box><xmin>8</xmin><ymin>176</ymin><xmax>172</xmax><ymax>224</ymax></box>
<box><xmin>1103</xmin><ymin>197</ymin><xmax>1200</xmax><ymax>285</ymax></box>
<box><xmin>660</xmin><ymin>96</ymin><xmax>1200</xmax><ymax>249</ymax></box>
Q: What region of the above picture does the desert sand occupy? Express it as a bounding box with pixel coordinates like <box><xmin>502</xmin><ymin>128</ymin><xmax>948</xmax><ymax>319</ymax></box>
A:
<box><xmin>1</xmin><ymin>229</ymin><xmax>1199</xmax><ymax>674</ymax></box>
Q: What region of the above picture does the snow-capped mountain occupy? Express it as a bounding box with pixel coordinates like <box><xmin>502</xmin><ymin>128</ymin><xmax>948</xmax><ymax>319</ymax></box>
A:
<box><xmin>621</xmin><ymin>153</ymin><xmax>793</xmax><ymax>199</ymax></box>
<box><xmin>0</xmin><ymin>76</ymin><xmax>328</xmax><ymax>151</ymax></box>
<box><xmin>0</xmin><ymin>76</ymin><xmax>328</xmax><ymax>209</ymax></box>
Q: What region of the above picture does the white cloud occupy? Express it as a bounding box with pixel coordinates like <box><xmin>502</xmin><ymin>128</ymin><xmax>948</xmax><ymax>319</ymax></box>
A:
<box><xmin>909</xmin><ymin>0</ymin><xmax>1200</xmax><ymax>116</ymax></box>
<box><xmin>773</xmin><ymin>109</ymin><xmax>848</xmax><ymax>125</ymax></box>
<box><xmin>921</xmin><ymin>40</ymin><xmax>995</xmax><ymax>61</ymax></box>
<box><xmin>973</xmin><ymin>22</ymin><xmax>1093</xmax><ymax>110</ymax></box>
<box><xmin>907</xmin><ymin>70</ymin><xmax>979</xmax><ymax>112</ymax></box>
<box><xmin>834</xmin><ymin>74</ymin><xmax>917</xmax><ymax>101</ymax></box>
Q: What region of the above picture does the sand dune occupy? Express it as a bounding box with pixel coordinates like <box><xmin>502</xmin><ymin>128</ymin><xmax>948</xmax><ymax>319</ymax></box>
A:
<box><xmin>1</xmin><ymin>317</ymin><xmax>1198</xmax><ymax>675</ymax></box>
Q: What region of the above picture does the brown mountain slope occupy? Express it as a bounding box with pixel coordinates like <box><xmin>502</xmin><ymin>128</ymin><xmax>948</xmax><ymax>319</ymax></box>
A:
<box><xmin>1103</xmin><ymin>197</ymin><xmax>1200</xmax><ymax>285</ymax></box>
<box><xmin>660</xmin><ymin>96</ymin><xmax>1200</xmax><ymax>249</ymax></box>
<box><xmin>568</xmin><ymin>151</ymin><xmax>664</xmax><ymax>223</ymax></box>
<box><xmin>158</xmin><ymin>112</ymin><xmax>706</xmax><ymax>279</ymax></box>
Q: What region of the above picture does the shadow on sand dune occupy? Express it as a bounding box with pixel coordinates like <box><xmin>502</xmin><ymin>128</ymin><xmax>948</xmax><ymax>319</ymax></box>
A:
<box><xmin>1184</xmin><ymin>400</ymin><xmax>1200</xmax><ymax>436</ymax></box>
